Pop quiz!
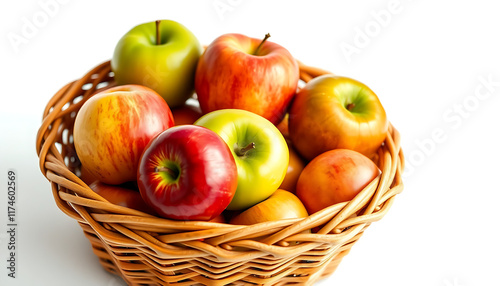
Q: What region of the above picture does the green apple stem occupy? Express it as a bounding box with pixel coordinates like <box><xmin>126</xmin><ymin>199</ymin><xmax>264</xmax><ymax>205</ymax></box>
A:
<box><xmin>155</xmin><ymin>20</ymin><xmax>161</xmax><ymax>45</ymax></box>
<box><xmin>236</xmin><ymin>142</ymin><xmax>256</xmax><ymax>157</ymax></box>
<box><xmin>346</xmin><ymin>103</ymin><xmax>356</xmax><ymax>111</ymax></box>
<box><xmin>253</xmin><ymin>33</ymin><xmax>271</xmax><ymax>55</ymax></box>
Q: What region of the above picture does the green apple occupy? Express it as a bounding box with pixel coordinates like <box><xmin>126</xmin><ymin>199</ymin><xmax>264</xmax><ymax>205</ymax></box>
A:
<box><xmin>111</xmin><ymin>20</ymin><xmax>202</xmax><ymax>108</ymax></box>
<box><xmin>195</xmin><ymin>109</ymin><xmax>289</xmax><ymax>210</ymax></box>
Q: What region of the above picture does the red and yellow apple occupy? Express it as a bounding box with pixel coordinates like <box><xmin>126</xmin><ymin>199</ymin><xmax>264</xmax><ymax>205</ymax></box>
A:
<box><xmin>74</xmin><ymin>85</ymin><xmax>174</xmax><ymax>185</ymax></box>
<box><xmin>137</xmin><ymin>125</ymin><xmax>238</xmax><ymax>221</ymax></box>
<box><xmin>79</xmin><ymin>164</ymin><xmax>98</xmax><ymax>185</ymax></box>
<box><xmin>230</xmin><ymin>189</ymin><xmax>308</xmax><ymax>225</ymax></box>
<box><xmin>289</xmin><ymin>75</ymin><xmax>388</xmax><ymax>160</ymax></box>
<box><xmin>296</xmin><ymin>149</ymin><xmax>380</xmax><ymax>215</ymax></box>
<box><xmin>195</xmin><ymin>33</ymin><xmax>300</xmax><ymax>125</ymax></box>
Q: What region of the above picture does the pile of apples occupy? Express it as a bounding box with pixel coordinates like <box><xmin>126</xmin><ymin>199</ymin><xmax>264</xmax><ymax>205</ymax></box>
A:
<box><xmin>74</xmin><ymin>20</ymin><xmax>388</xmax><ymax>225</ymax></box>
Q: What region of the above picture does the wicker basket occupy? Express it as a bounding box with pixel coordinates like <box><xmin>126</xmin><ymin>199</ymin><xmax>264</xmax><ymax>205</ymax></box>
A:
<box><xmin>36</xmin><ymin>60</ymin><xmax>404</xmax><ymax>286</ymax></box>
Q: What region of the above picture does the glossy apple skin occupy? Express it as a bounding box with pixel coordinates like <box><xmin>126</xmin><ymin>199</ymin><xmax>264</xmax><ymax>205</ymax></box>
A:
<box><xmin>137</xmin><ymin>125</ymin><xmax>238</xmax><ymax>221</ymax></box>
<box><xmin>195</xmin><ymin>33</ymin><xmax>300</xmax><ymax>125</ymax></box>
<box><xmin>171</xmin><ymin>99</ymin><xmax>203</xmax><ymax>126</ymax></box>
<box><xmin>88</xmin><ymin>181</ymin><xmax>156</xmax><ymax>215</ymax></box>
<box><xmin>276</xmin><ymin>113</ymin><xmax>290</xmax><ymax>140</ymax></box>
<box><xmin>79</xmin><ymin>164</ymin><xmax>98</xmax><ymax>185</ymax></box>
<box><xmin>74</xmin><ymin>85</ymin><xmax>174</xmax><ymax>185</ymax></box>
<box><xmin>195</xmin><ymin>109</ymin><xmax>289</xmax><ymax>210</ymax></box>
<box><xmin>279</xmin><ymin>142</ymin><xmax>306</xmax><ymax>194</ymax></box>
<box><xmin>230</xmin><ymin>190</ymin><xmax>308</xmax><ymax>225</ymax></box>
<box><xmin>111</xmin><ymin>20</ymin><xmax>202</xmax><ymax>108</ymax></box>
<box><xmin>296</xmin><ymin>149</ymin><xmax>380</xmax><ymax>215</ymax></box>
<box><xmin>209</xmin><ymin>214</ymin><xmax>226</xmax><ymax>223</ymax></box>
<box><xmin>289</xmin><ymin>75</ymin><xmax>388</xmax><ymax>160</ymax></box>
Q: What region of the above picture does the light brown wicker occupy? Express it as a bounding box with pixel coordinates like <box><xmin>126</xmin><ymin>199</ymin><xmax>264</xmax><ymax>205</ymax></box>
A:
<box><xmin>36</xmin><ymin>60</ymin><xmax>404</xmax><ymax>286</ymax></box>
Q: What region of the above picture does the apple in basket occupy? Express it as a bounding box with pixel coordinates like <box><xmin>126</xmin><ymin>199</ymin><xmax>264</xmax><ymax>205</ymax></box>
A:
<box><xmin>278</xmin><ymin>142</ymin><xmax>306</xmax><ymax>194</ymax></box>
<box><xmin>111</xmin><ymin>20</ymin><xmax>202</xmax><ymax>108</ymax></box>
<box><xmin>73</xmin><ymin>85</ymin><xmax>174</xmax><ymax>185</ymax></box>
<box><xmin>195</xmin><ymin>33</ymin><xmax>300</xmax><ymax>125</ymax></box>
<box><xmin>296</xmin><ymin>149</ymin><xmax>380</xmax><ymax>215</ymax></box>
<box><xmin>195</xmin><ymin>109</ymin><xmax>289</xmax><ymax>210</ymax></box>
<box><xmin>137</xmin><ymin>125</ymin><xmax>238</xmax><ymax>221</ymax></box>
<box><xmin>88</xmin><ymin>181</ymin><xmax>157</xmax><ymax>215</ymax></box>
<box><xmin>288</xmin><ymin>75</ymin><xmax>388</xmax><ymax>161</ymax></box>
<box><xmin>171</xmin><ymin>99</ymin><xmax>203</xmax><ymax>126</ymax></box>
<box><xmin>230</xmin><ymin>189</ymin><xmax>308</xmax><ymax>225</ymax></box>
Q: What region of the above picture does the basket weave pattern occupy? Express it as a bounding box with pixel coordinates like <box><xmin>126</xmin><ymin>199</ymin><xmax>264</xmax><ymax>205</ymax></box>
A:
<box><xmin>36</xmin><ymin>61</ymin><xmax>404</xmax><ymax>285</ymax></box>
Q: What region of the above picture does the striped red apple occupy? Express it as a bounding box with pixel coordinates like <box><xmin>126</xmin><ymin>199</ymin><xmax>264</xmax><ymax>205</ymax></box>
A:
<box><xmin>74</xmin><ymin>85</ymin><xmax>174</xmax><ymax>185</ymax></box>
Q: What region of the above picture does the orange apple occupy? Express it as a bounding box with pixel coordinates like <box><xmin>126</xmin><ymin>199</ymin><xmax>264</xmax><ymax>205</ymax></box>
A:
<box><xmin>296</xmin><ymin>149</ymin><xmax>380</xmax><ymax>215</ymax></box>
<box><xmin>230</xmin><ymin>189</ymin><xmax>308</xmax><ymax>225</ymax></box>
<box><xmin>88</xmin><ymin>181</ymin><xmax>156</xmax><ymax>215</ymax></box>
<box><xmin>74</xmin><ymin>85</ymin><xmax>174</xmax><ymax>185</ymax></box>
<box><xmin>276</xmin><ymin>113</ymin><xmax>290</xmax><ymax>139</ymax></box>
<box><xmin>210</xmin><ymin>214</ymin><xmax>226</xmax><ymax>223</ymax></box>
<box><xmin>279</xmin><ymin>143</ymin><xmax>306</xmax><ymax>194</ymax></box>
<box><xmin>79</xmin><ymin>164</ymin><xmax>98</xmax><ymax>185</ymax></box>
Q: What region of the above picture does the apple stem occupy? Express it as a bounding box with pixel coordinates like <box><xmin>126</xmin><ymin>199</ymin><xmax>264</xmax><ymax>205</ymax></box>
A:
<box><xmin>346</xmin><ymin>103</ymin><xmax>356</xmax><ymax>111</ymax></box>
<box><xmin>155</xmin><ymin>20</ymin><xmax>161</xmax><ymax>45</ymax></box>
<box><xmin>236</xmin><ymin>142</ymin><xmax>256</xmax><ymax>156</ymax></box>
<box><xmin>155</xmin><ymin>166</ymin><xmax>176</xmax><ymax>177</ymax></box>
<box><xmin>253</xmin><ymin>33</ymin><xmax>271</xmax><ymax>55</ymax></box>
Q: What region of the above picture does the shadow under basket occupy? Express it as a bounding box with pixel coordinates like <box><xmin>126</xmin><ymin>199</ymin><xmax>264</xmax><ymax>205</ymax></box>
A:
<box><xmin>36</xmin><ymin>60</ymin><xmax>404</xmax><ymax>286</ymax></box>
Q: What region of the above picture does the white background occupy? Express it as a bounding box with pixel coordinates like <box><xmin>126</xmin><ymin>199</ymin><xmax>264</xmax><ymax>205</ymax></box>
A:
<box><xmin>1</xmin><ymin>0</ymin><xmax>499</xmax><ymax>285</ymax></box>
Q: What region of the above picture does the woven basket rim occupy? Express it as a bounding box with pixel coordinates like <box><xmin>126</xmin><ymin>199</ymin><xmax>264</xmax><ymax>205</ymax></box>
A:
<box><xmin>35</xmin><ymin>59</ymin><xmax>404</xmax><ymax>285</ymax></box>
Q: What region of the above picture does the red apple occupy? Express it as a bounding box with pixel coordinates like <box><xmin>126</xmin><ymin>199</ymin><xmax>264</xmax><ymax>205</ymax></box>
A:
<box><xmin>171</xmin><ymin>99</ymin><xmax>203</xmax><ymax>126</ymax></box>
<box><xmin>88</xmin><ymin>181</ymin><xmax>156</xmax><ymax>215</ymax></box>
<box><xmin>296</xmin><ymin>149</ymin><xmax>380</xmax><ymax>215</ymax></box>
<box><xmin>137</xmin><ymin>125</ymin><xmax>238</xmax><ymax>221</ymax></box>
<box><xmin>195</xmin><ymin>33</ymin><xmax>299</xmax><ymax>125</ymax></box>
<box><xmin>74</xmin><ymin>85</ymin><xmax>174</xmax><ymax>185</ymax></box>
